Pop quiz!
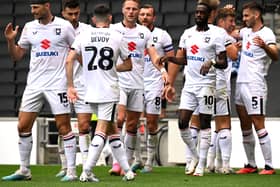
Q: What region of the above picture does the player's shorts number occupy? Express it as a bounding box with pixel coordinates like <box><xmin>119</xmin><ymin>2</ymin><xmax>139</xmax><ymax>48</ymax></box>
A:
<box><xmin>85</xmin><ymin>46</ymin><xmax>114</xmax><ymax>71</ymax></box>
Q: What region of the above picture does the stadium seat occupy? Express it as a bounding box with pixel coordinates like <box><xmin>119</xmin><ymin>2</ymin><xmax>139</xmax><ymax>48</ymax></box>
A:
<box><xmin>0</xmin><ymin>56</ymin><xmax>14</xmax><ymax>70</ymax></box>
<box><xmin>186</xmin><ymin>0</ymin><xmax>197</xmax><ymax>14</ymax></box>
<box><xmin>15</xmin><ymin>70</ymin><xmax>28</xmax><ymax>84</ymax></box>
<box><xmin>0</xmin><ymin>42</ymin><xmax>9</xmax><ymax>56</ymax></box>
<box><xmin>0</xmin><ymin>2</ymin><xmax>13</xmax><ymax>16</ymax></box>
<box><xmin>167</xmin><ymin>26</ymin><xmax>185</xmax><ymax>42</ymax></box>
<box><xmin>0</xmin><ymin>96</ymin><xmax>16</xmax><ymax>117</ymax></box>
<box><xmin>0</xmin><ymin>69</ymin><xmax>15</xmax><ymax>83</ymax></box>
<box><xmin>164</xmin><ymin>13</ymin><xmax>189</xmax><ymax>27</ymax></box>
<box><xmin>161</xmin><ymin>0</ymin><xmax>186</xmax><ymax>13</ymax></box>
<box><xmin>111</xmin><ymin>1</ymin><xmax>122</xmax><ymax>15</ymax></box>
<box><xmin>154</xmin><ymin>13</ymin><xmax>163</xmax><ymax>27</ymax></box>
<box><xmin>0</xmin><ymin>83</ymin><xmax>16</xmax><ymax>96</ymax></box>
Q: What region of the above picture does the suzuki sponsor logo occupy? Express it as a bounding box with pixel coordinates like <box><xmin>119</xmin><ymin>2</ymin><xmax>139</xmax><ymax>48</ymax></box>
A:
<box><xmin>191</xmin><ymin>45</ymin><xmax>199</xmax><ymax>54</ymax></box>
<box><xmin>128</xmin><ymin>42</ymin><xmax>136</xmax><ymax>51</ymax></box>
<box><xmin>41</xmin><ymin>39</ymin><xmax>50</xmax><ymax>49</ymax></box>
<box><xmin>36</xmin><ymin>39</ymin><xmax>59</xmax><ymax>57</ymax></box>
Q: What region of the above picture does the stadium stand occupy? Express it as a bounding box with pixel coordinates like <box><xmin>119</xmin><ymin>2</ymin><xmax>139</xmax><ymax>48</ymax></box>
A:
<box><xmin>0</xmin><ymin>0</ymin><xmax>279</xmax><ymax>117</ymax></box>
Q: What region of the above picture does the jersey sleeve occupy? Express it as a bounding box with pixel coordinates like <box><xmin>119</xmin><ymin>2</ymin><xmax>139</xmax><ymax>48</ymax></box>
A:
<box><xmin>263</xmin><ymin>27</ymin><xmax>276</xmax><ymax>45</ymax></box>
<box><xmin>65</xmin><ymin>21</ymin><xmax>76</xmax><ymax>47</ymax></box>
<box><xmin>178</xmin><ymin>30</ymin><xmax>187</xmax><ymax>49</ymax></box>
<box><xmin>214</xmin><ymin>29</ymin><xmax>226</xmax><ymax>54</ymax></box>
<box><xmin>18</xmin><ymin>23</ymin><xmax>31</xmax><ymax>50</ymax></box>
<box><xmin>119</xmin><ymin>36</ymin><xmax>130</xmax><ymax>60</ymax></box>
<box><xmin>161</xmin><ymin>30</ymin><xmax>174</xmax><ymax>53</ymax></box>
<box><xmin>71</xmin><ymin>34</ymin><xmax>82</xmax><ymax>55</ymax></box>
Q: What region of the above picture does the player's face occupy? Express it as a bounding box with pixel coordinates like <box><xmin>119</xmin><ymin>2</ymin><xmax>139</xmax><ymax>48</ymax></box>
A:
<box><xmin>30</xmin><ymin>4</ymin><xmax>48</xmax><ymax>20</ymax></box>
<box><xmin>223</xmin><ymin>15</ymin><xmax>236</xmax><ymax>33</ymax></box>
<box><xmin>138</xmin><ymin>8</ymin><xmax>155</xmax><ymax>28</ymax></box>
<box><xmin>122</xmin><ymin>0</ymin><xmax>140</xmax><ymax>24</ymax></box>
<box><xmin>62</xmin><ymin>7</ymin><xmax>80</xmax><ymax>28</ymax></box>
<box><xmin>195</xmin><ymin>5</ymin><xmax>209</xmax><ymax>26</ymax></box>
<box><xmin>242</xmin><ymin>8</ymin><xmax>256</xmax><ymax>28</ymax></box>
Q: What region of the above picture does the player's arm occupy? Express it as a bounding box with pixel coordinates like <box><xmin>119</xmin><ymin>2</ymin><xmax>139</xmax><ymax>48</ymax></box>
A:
<box><xmin>253</xmin><ymin>36</ymin><xmax>278</xmax><ymax>61</ymax></box>
<box><xmin>116</xmin><ymin>57</ymin><xmax>132</xmax><ymax>72</ymax></box>
<box><xmin>66</xmin><ymin>49</ymin><xmax>79</xmax><ymax>102</ymax></box>
<box><xmin>4</xmin><ymin>23</ymin><xmax>26</xmax><ymax>61</ymax></box>
<box><xmin>200</xmin><ymin>51</ymin><xmax>227</xmax><ymax>75</ymax></box>
<box><xmin>226</xmin><ymin>43</ymin><xmax>238</xmax><ymax>61</ymax></box>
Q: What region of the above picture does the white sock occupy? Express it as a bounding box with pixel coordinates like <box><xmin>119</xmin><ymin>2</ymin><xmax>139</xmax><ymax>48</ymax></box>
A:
<box><xmin>63</xmin><ymin>132</ymin><xmax>77</xmax><ymax>173</ymax></box>
<box><xmin>186</xmin><ymin>127</ymin><xmax>199</xmax><ymax>165</ymax></box>
<box><xmin>84</xmin><ymin>132</ymin><xmax>106</xmax><ymax>172</ymax></box>
<box><xmin>134</xmin><ymin>131</ymin><xmax>142</xmax><ymax>164</ymax></box>
<box><xmin>79</xmin><ymin>133</ymin><xmax>90</xmax><ymax>167</ymax></box>
<box><xmin>242</xmin><ymin>129</ymin><xmax>256</xmax><ymax>167</ymax></box>
<box><xmin>218</xmin><ymin>129</ymin><xmax>232</xmax><ymax>168</ymax></box>
<box><xmin>57</xmin><ymin>135</ymin><xmax>67</xmax><ymax>170</ymax></box>
<box><xmin>145</xmin><ymin>133</ymin><xmax>157</xmax><ymax>166</ymax></box>
<box><xmin>197</xmin><ymin>129</ymin><xmax>211</xmax><ymax>169</ymax></box>
<box><xmin>19</xmin><ymin>133</ymin><xmax>32</xmax><ymax>172</ymax></box>
<box><xmin>109</xmin><ymin>134</ymin><xmax>130</xmax><ymax>173</ymax></box>
<box><xmin>257</xmin><ymin>128</ymin><xmax>273</xmax><ymax>168</ymax></box>
<box><xmin>207</xmin><ymin>131</ymin><xmax>218</xmax><ymax>169</ymax></box>
<box><xmin>180</xmin><ymin>128</ymin><xmax>198</xmax><ymax>159</ymax></box>
<box><xmin>124</xmin><ymin>132</ymin><xmax>137</xmax><ymax>164</ymax></box>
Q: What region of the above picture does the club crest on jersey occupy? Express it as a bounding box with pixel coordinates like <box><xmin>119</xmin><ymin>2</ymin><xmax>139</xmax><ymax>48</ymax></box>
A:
<box><xmin>153</xmin><ymin>37</ymin><xmax>158</xmax><ymax>43</ymax></box>
<box><xmin>55</xmin><ymin>28</ymin><xmax>61</xmax><ymax>35</ymax></box>
<box><xmin>139</xmin><ymin>33</ymin><xmax>144</xmax><ymax>39</ymax></box>
<box><xmin>204</xmin><ymin>37</ymin><xmax>210</xmax><ymax>43</ymax></box>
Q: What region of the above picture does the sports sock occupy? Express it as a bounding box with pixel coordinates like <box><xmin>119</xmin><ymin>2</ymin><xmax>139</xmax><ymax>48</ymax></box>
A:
<box><xmin>242</xmin><ymin>129</ymin><xmax>256</xmax><ymax>167</ymax></box>
<box><xmin>257</xmin><ymin>128</ymin><xmax>273</xmax><ymax>168</ymax></box>
<box><xmin>218</xmin><ymin>129</ymin><xmax>232</xmax><ymax>168</ymax></box>
<box><xmin>186</xmin><ymin>127</ymin><xmax>199</xmax><ymax>166</ymax></box>
<box><xmin>19</xmin><ymin>132</ymin><xmax>32</xmax><ymax>172</ymax></box>
<box><xmin>57</xmin><ymin>135</ymin><xmax>67</xmax><ymax>170</ymax></box>
<box><xmin>109</xmin><ymin>134</ymin><xmax>130</xmax><ymax>172</ymax></box>
<box><xmin>145</xmin><ymin>133</ymin><xmax>157</xmax><ymax>166</ymax></box>
<box><xmin>124</xmin><ymin>131</ymin><xmax>137</xmax><ymax>164</ymax></box>
<box><xmin>84</xmin><ymin>132</ymin><xmax>106</xmax><ymax>172</ymax></box>
<box><xmin>180</xmin><ymin>128</ymin><xmax>198</xmax><ymax>159</ymax></box>
<box><xmin>207</xmin><ymin>131</ymin><xmax>218</xmax><ymax>169</ymax></box>
<box><xmin>134</xmin><ymin>131</ymin><xmax>142</xmax><ymax>164</ymax></box>
<box><xmin>197</xmin><ymin>128</ymin><xmax>211</xmax><ymax>169</ymax></box>
<box><xmin>63</xmin><ymin>132</ymin><xmax>77</xmax><ymax>172</ymax></box>
<box><xmin>79</xmin><ymin>133</ymin><xmax>90</xmax><ymax>167</ymax></box>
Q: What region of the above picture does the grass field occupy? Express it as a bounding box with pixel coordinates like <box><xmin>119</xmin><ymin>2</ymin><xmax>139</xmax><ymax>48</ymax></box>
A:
<box><xmin>0</xmin><ymin>165</ymin><xmax>279</xmax><ymax>187</ymax></box>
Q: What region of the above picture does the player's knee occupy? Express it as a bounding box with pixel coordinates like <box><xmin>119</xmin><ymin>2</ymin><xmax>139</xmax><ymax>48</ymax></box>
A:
<box><xmin>178</xmin><ymin>117</ymin><xmax>189</xmax><ymax>129</ymax></box>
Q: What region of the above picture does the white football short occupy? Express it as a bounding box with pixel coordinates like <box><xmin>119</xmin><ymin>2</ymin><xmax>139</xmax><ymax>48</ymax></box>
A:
<box><xmin>20</xmin><ymin>87</ymin><xmax>70</xmax><ymax>115</ymax></box>
<box><xmin>235</xmin><ymin>82</ymin><xmax>267</xmax><ymax>115</ymax></box>
<box><xmin>214</xmin><ymin>87</ymin><xmax>231</xmax><ymax>116</ymax></box>
<box><xmin>179</xmin><ymin>86</ymin><xmax>215</xmax><ymax>115</ymax></box>
<box><xmin>119</xmin><ymin>87</ymin><xmax>144</xmax><ymax>112</ymax></box>
<box><xmin>144</xmin><ymin>89</ymin><xmax>162</xmax><ymax>115</ymax></box>
<box><xmin>72</xmin><ymin>87</ymin><xmax>92</xmax><ymax>114</ymax></box>
<box><xmin>89</xmin><ymin>102</ymin><xmax>118</xmax><ymax>122</ymax></box>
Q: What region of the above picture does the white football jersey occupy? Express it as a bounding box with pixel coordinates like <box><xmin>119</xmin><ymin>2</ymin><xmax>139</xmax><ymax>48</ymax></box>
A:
<box><xmin>143</xmin><ymin>27</ymin><xmax>173</xmax><ymax>91</ymax></box>
<box><xmin>73</xmin><ymin>22</ymin><xmax>92</xmax><ymax>90</ymax></box>
<box><xmin>71</xmin><ymin>27</ymin><xmax>130</xmax><ymax>103</ymax></box>
<box><xmin>18</xmin><ymin>17</ymin><xmax>75</xmax><ymax>89</ymax></box>
<box><xmin>179</xmin><ymin>25</ymin><xmax>226</xmax><ymax>87</ymax></box>
<box><xmin>237</xmin><ymin>26</ymin><xmax>276</xmax><ymax>84</ymax></box>
<box><xmin>216</xmin><ymin>31</ymin><xmax>236</xmax><ymax>91</ymax></box>
<box><xmin>111</xmin><ymin>22</ymin><xmax>152</xmax><ymax>89</ymax></box>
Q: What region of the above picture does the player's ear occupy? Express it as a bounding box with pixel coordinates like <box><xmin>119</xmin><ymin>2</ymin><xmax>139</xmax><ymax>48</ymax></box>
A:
<box><xmin>92</xmin><ymin>16</ymin><xmax>96</xmax><ymax>25</ymax></box>
<box><xmin>109</xmin><ymin>15</ymin><xmax>112</xmax><ymax>22</ymax></box>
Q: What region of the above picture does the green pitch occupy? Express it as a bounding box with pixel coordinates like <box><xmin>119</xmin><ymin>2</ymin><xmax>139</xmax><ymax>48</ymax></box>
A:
<box><xmin>0</xmin><ymin>165</ymin><xmax>279</xmax><ymax>187</ymax></box>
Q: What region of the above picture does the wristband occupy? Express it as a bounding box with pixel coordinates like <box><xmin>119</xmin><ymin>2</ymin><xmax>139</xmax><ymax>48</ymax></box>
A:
<box><xmin>211</xmin><ymin>59</ymin><xmax>216</xmax><ymax>65</ymax></box>
<box><xmin>160</xmin><ymin>67</ymin><xmax>167</xmax><ymax>73</ymax></box>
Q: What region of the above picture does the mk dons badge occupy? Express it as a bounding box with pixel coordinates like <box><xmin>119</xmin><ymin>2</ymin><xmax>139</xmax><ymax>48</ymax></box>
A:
<box><xmin>139</xmin><ymin>33</ymin><xmax>144</xmax><ymax>39</ymax></box>
<box><xmin>153</xmin><ymin>36</ymin><xmax>158</xmax><ymax>43</ymax></box>
<box><xmin>55</xmin><ymin>28</ymin><xmax>61</xmax><ymax>35</ymax></box>
<box><xmin>204</xmin><ymin>37</ymin><xmax>210</xmax><ymax>43</ymax></box>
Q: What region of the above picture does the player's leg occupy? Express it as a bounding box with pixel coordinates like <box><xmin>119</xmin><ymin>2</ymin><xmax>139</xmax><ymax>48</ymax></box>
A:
<box><xmin>185</xmin><ymin>114</ymin><xmax>200</xmax><ymax>172</ymax></box>
<box><xmin>56</xmin><ymin>135</ymin><xmax>67</xmax><ymax>177</ymax></box>
<box><xmin>235</xmin><ymin>83</ymin><xmax>257</xmax><ymax>174</ymax></box>
<box><xmin>2</xmin><ymin>88</ymin><xmax>42</xmax><ymax>181</ymax></box>
<box><xmin>193</xmin><ymin>87</ymin><xmax>215</xmax><ymax>176</ymax></box>
<box><xmin>77</xmin><ymin>113</ymin><xmax>91</xmax><ymax>167</ymax></box>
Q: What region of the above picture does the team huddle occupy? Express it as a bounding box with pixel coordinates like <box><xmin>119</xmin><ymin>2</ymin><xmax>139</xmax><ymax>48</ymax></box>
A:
<box><xmin>2</xmin><ymin>0</ymin><xmax>278</xmax><ymax>183</ymax></box>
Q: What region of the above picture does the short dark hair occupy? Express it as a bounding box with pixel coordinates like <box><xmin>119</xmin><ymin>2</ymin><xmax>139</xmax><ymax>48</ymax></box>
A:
<box><xmin>216</xmin><ymin>7</ymin><xmax>235</xmax><ymax>22</ymax></box>
<box><xmin>94</xmin><ymin>4</ymin><xmax>111</xmax><ymax>17</ymax></box>
<box><xmin>62</xmin><ymin>0</ymin><xmax>80</xmax><ymax>10</ymax></box>
<box><xmin>141</xmin><ymin>4</ymin><xmax>156</xmax><ymax>15</ymax></box>
<box><xmin>29</xmin><ymin>0</ymin><xmax>50</xmax><ymax>4</ymax></box>
<box><xmin>242</xmin><ymin>1</ymin><xmax>263</xmax><ymax>14</ymax></box>
<box><xmin>122</xmin><ymin>0</ymin><xmax>141</xmax><ymax>8</ymax></box>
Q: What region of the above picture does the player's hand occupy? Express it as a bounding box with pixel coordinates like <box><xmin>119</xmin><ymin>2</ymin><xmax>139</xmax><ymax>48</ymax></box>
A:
<box><xmin>253</xmin><ymin>36</ymin><xmax>265</xmax><ymax>48</ymax></box>
<box><xmin>4</xmin><ymin>23</ymin><xmax>19</xmax><ymax>41</ymax></box>
<box><xmin>161</xmin><ymin>71</ymin><xmax>169</xmax><ymax>85</ymax></box>
<box><xmin>200</xmin><ymin>60</ymin><xmax>212</xmax><ymax>75</ymax></box>
<box><xmin>163</xmin><ymin>85</ymin><xmax>176</xmax><ymax>103</ymax></box>
<box><xmin>67</xmin><ymin>87</ymin><xmax>78</xmax><ymax>103</ymax></box>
